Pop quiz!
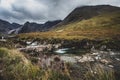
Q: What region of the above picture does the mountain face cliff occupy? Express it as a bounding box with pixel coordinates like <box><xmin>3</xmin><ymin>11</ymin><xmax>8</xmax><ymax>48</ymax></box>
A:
<box><xmin>0</xmin><ymin>19</ymin><xmax>21</xmax><ymax>34</ymax></box>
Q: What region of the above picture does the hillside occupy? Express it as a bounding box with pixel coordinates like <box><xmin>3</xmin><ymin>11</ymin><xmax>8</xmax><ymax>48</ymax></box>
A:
<box><xmin>62</xmin><ymin>5</ymin><xmax>120</xmax><ymax>24</ymax></box>
<box><xmin>18</xmin><ymin>5</ymin><xmax>120</xmax><ymax>40</ymax></box>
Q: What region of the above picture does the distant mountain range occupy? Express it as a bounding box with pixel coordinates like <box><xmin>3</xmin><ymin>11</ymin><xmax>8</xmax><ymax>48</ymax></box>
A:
<box><xmin>8</xmin><ymin>20</ymin><xmax>62</xmax><ymax>34</ymax></box>
<box><xmin>0</xmin><ymin>19</ymin><xmax>61</xmax><ymax>34</ymax></box>
<box><xmin>17</xmin><ymin>20</ymin><xmax>62</xmax><ymax>33</ymax></box>
<box><xmin>0</xmin><ymin>5</ymin><xmax>120</xmax><ymax>36</ymax></box>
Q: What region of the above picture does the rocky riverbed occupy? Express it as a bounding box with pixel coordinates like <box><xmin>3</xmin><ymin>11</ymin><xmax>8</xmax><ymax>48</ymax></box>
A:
<box><xmin>15</xmin><ymin>40</ymin><xmax>120</xmax><ymax>77</ymax></box>
<box><xmin>0</xmin><ymin>38</ymin><xmax>120</xmax><ymax>79</ymax></box>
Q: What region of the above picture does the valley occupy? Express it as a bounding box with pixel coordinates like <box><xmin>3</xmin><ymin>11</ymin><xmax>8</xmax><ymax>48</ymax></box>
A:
<box><xmin>0</xmin><ymin>5</ymin><xmax>120</xmax><ymax>80</ymax></box>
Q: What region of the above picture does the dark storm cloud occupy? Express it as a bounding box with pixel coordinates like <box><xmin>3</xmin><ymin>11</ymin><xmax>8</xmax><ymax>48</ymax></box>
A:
<box><xmin>0</xmin><ymin>0</ymin><xmax>120</xmax><ymax>24</ymax></box>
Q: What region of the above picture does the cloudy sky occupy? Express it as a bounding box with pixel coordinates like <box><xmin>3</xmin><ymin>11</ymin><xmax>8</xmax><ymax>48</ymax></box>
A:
<box><xmin>0</xmin><ymin>0</ymin><xmax>120</xmax><ymax>24</ymax></box>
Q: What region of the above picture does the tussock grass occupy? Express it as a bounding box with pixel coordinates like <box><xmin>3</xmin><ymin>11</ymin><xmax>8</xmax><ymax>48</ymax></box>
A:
<box><xmin>0</xmin><ymin>48</ymin><xmax>71</xmax><ymax>80</ymax></box>
<box><xmin>0</xmin><ymin>48</ymin><xmax>42</xmax><ymax>80</ymax></box>
<box><xmin>84</xmin><ymin>63</ymin><xmax>115</xmax><ymax>80</ymax></box>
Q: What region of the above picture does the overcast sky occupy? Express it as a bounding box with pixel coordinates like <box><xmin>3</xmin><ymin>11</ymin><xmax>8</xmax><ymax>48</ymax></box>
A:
<box><xmin>0</xmin><ymin>0</ymin><xmax>120</xmax><ymax>24</ymax></box>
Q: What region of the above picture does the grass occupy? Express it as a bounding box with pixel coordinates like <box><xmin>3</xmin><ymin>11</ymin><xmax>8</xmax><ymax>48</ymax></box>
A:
<box><xmin>0</xmin><ymin>48</ymin><xmax>71</xmax><ymax>80</ymax></box>
<box><xmin>0</xmin><ymin>48</ymin><xmax>118</xmax><ymax>80</ymax></box>
<box><xmin>0</xmin><ymin>48</ymin><xmax>43</xmax><ymax>80</ymax></box>
<box><xmin>67</xmin><ymin>62</ymin><xmax>116</xmax><ymax>80</ymax></box>
<box><xmin>84</xmin><ymin>63</ymin><xmax>115</xmax><ymax>80</ymax></box>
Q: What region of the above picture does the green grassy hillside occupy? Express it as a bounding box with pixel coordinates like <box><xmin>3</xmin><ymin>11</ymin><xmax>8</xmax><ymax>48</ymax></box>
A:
<box><xmin>18</xmin><ymin>11</ymin><xmax>120</xmax><ymax>40</ymax></box>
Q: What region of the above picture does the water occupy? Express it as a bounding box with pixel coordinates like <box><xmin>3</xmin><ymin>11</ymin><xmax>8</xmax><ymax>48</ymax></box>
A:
<box><xmin>54</xmin><ymin>48</ymin><xmax>88</xmax><ymax>55</ymax></box>
<box><xmin>54</xmin><ymin>48</ymin><xmax>69</xmax><ymax>54</ymax></box>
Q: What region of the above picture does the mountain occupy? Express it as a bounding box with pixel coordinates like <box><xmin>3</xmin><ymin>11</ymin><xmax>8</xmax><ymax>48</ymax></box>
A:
<box><xmin>0</xmin><ymin>18</ymin><xmax>61</xmax><ymax>34</ymax></box>
<box><xmin>18</xmin><ymin>22</ymin><xmax>43</xmax><ymax>33</ymax></box>
<box><xmin>0</xmin><ymin>19</ymin><xmax>21</xmax><ymax>34</ymax></box>
<box><xmin>55</xmin><ymin>5</ymin><xmax>120</xmax><ymax>26</ymax></box>
<box><xmin>18</xmin><ymin>5</ymin><xmax>120</xmax><ymax>40</ymax></box>
<box><xmin>17</xmin><ymin>20</ymin><xmax>61</xmax><ymax>33</ymax></box>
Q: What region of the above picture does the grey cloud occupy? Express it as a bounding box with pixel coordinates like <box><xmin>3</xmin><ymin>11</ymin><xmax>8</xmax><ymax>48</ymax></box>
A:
<box><xmin>0</xmin><ymin>0</ymin><xmax>120</xmax><ymax>24</ymax></box>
